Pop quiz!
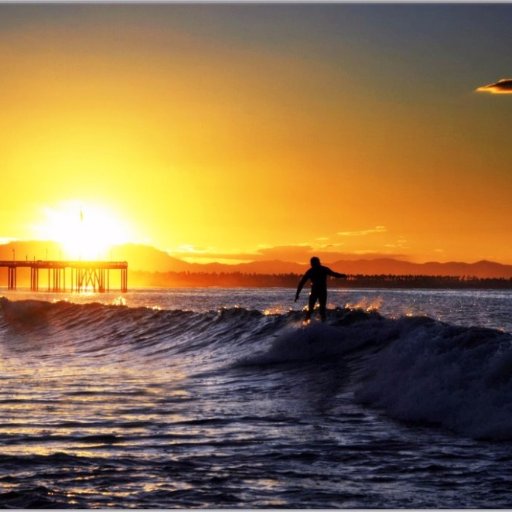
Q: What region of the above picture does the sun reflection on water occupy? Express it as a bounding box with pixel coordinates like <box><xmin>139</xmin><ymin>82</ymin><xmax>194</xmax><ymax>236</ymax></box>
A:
<box><xmin>263</xmin><ymin>305</ymin><xmax>289</xmax><ymax>315</ymax></box>
<box><xmin>344</xmin><ymin>297</ymin><xmax>383</xmax><ymax>312</ymax></box>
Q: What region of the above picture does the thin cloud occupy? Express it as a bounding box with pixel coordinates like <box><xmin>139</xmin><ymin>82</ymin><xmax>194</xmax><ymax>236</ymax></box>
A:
<box><xmin>337</xmin><ymin>226</ymin><xmax>387</xmax><ymax>237</ymax></box>
<box><xmin>178</xmin><ymin>244</ymin><xmax>406</xmax><ymax>264</ymax></box>
<box><xmin>476</xmin><ymin>78</ymin><xmax>512</xmax><ymax>94</ymax></box>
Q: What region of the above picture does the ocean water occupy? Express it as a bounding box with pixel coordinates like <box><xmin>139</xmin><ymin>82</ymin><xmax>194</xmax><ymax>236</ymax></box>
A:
<box><xmin>1</xmin><ymin>287</ymin><xmax>512</xmax><ymax>508</ymax></box>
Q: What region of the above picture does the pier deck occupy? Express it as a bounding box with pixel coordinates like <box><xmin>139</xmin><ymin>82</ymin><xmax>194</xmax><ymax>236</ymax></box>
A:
<box><xmin>0</xmin><ymin>260</ymin><xmax>128</xmax><ymax>293</ymax></box>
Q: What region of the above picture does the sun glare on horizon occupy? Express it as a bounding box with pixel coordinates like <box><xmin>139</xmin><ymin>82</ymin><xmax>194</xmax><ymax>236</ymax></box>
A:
<box><xmin>33</xmin><ymin>200</ymin><xmax>134</xmax><ymax>260</ymax></box>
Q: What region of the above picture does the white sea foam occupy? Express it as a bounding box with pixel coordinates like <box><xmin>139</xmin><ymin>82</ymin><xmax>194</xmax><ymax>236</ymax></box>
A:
<box><xmin>354</xmin><ymin>316</ymin><xmax>512</xmax><ymax>440</ymax></box>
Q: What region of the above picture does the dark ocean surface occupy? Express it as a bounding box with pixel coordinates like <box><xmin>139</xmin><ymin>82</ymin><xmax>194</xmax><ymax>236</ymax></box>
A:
<box><xmin>1</xmin><ymin>287</ymin><xmax>512</xmax><ymax>508</ymax></box>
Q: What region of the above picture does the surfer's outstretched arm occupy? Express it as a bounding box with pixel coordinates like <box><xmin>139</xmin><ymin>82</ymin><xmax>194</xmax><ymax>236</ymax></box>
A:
<box><xmin>328</xmin><ymin>269</ymin><xmax>347</xmax><ymax>279</ymax></box>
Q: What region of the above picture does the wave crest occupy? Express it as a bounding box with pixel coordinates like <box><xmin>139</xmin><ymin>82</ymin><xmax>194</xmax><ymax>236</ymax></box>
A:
<box><xmin>2</xmin><ymin>297</ymin><xmax>512</xmax><ymax>440</ymax></box>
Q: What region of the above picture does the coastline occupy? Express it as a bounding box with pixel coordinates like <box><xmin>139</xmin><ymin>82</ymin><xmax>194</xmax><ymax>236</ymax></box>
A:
<box><xmin>127</xmin><ymin>271</ymin><xmax>512</xmax><ymax>290</ymax></box>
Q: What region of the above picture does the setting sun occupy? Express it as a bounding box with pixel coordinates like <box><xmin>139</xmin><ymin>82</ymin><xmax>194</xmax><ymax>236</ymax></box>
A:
<box><xmin>32</xmin><ymin>200</ymin><xmax>134</xmax><ymax>260</ymax></box>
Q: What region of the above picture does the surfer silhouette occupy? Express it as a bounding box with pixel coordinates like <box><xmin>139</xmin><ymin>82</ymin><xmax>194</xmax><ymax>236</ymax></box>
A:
<box><xmin>295</xmin><ymin>256</ymin><xmax>347</xmax><ymax>322</ymax></box>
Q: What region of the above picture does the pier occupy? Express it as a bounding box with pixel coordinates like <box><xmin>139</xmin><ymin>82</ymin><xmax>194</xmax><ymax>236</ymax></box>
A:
<box><xmin>0</xmin><ymin>260</ymin><xmax>128</xmax><ymax>293</ymax></box>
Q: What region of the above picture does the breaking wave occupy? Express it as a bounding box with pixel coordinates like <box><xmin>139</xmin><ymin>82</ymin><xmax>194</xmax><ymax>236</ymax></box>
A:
<box><xmin>1</xmin><ymin>296</ymin><xmax>512</xmax><ymax>440</ymax></box>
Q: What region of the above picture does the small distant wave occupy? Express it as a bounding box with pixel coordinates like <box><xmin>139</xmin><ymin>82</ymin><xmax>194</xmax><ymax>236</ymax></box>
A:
<box><xmin>0</xmin><ymin>479</ymin><xmax>72</xmax><ymax>508</ymax></box>
<box><xmin>1</xmin><ymin>297</ymin><xmax>512</xmax><ymax>440</ymax></box>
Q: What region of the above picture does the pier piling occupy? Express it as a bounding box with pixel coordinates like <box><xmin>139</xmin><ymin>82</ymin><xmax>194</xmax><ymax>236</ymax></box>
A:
<box><xmin>0</xmin><ymin>260</ymin><xmax>128</xmax><ymax>293</ymax></box>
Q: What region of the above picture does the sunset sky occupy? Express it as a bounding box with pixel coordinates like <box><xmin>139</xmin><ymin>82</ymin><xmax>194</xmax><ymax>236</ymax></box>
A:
<box><xmin>1</xmin><ymin>3</ymin><xmax>512</xmax><ymax>264</ymax></box>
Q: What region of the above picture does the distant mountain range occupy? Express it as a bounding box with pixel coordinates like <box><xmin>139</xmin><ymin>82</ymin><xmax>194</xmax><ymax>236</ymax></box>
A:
<box><xmin>1</xmin><ymin>241</ymin><xmax>512</xmax><ymax>278</ymax></box>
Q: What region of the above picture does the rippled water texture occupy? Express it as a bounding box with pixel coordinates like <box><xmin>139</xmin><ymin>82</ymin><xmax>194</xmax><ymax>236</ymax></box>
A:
<box><xmin>1</xmin><ymin>288</ymin><xmax>512</xmax><ymax>508</ymax></box>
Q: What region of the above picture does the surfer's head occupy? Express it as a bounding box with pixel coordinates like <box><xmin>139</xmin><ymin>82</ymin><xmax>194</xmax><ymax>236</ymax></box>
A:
<box><xmin>310</xmin><ymin>256</ymin><xmax>321</xmax><ymax>267</ymax></box>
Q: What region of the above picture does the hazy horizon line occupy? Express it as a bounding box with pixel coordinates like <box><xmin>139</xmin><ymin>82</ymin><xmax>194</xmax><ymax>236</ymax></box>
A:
<box><xmin>1</xmin><ymin>239</ymin><xmax>511</xmax><ymax>267</ymax></box>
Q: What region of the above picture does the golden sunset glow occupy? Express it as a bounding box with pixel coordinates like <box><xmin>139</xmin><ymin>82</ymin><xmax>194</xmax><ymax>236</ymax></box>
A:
<box><xmin>32</xmin><ymin>201</ymin><xmax>134</xmax><ymax>260</ymax></box>
<box><xmin>1</xmin><ymin>4</ymin><xmax>512</xmax><ymax>266</ymax></box>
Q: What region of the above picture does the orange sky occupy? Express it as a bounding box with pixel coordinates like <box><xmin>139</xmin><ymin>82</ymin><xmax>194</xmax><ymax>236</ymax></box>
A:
<box><xmin>1</xmin><ymin>4</ymin><xmax>512</xmax><ymax>264</ymax></box>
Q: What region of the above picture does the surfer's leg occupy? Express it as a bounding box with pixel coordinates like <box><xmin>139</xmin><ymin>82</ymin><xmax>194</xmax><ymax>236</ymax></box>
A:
<box><xmin>307</xmin><ymin>292</ymin><xmax>317</xmax><ymax>320</ymax></box>
<box><xmin>319</xmin><ymin>290</ymin><xmax>327</xmax><ymax>322</ymax></box>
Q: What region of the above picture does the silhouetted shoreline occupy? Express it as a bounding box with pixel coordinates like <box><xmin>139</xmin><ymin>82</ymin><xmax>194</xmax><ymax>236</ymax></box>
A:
<box><xmin>127</xmin><ymin>271</ymin><xmax>512</xmax><ymax>290</ymax></box>
<box><xmin>4</xmin><ymin>269</ymin><xmax>512</xmax><ymax>291</ymax></box>
<box><xmin>4</xmin><ymin>270</ymin><xmax>512</xmax><ymax>290</ymax></box>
